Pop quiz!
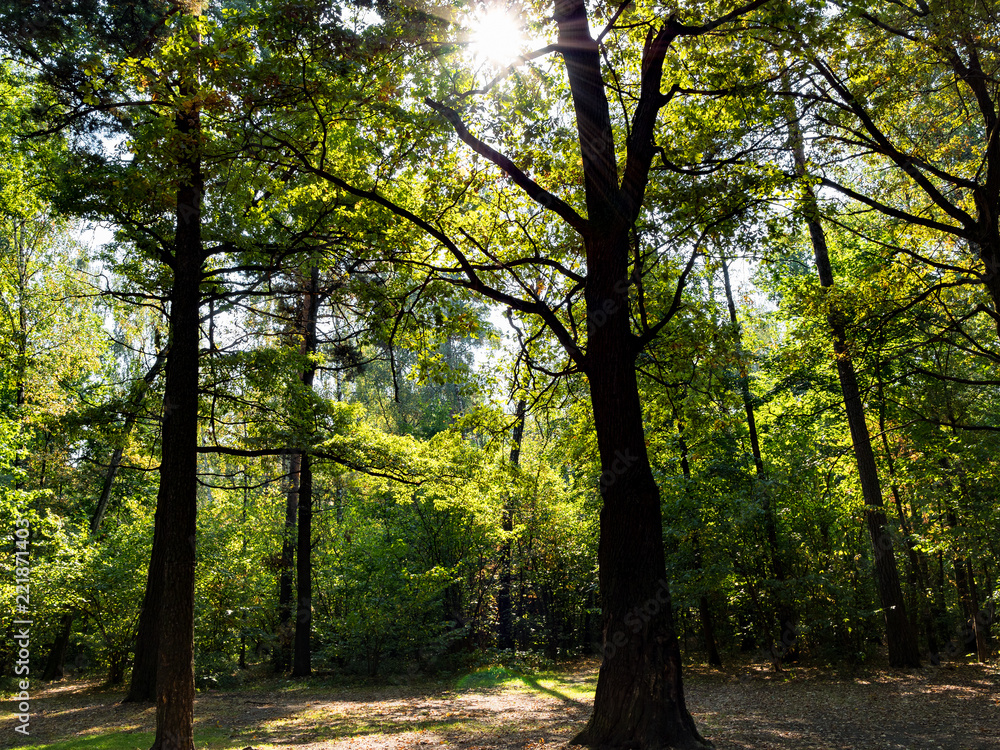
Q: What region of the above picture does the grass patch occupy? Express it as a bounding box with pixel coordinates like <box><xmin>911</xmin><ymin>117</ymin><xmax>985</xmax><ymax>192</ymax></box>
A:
<box><xmin>454</xmin><ymin>665</ymin><xmax>596</xmax><ymax>705</ymax></box>
<box><xmin>512</xmin><ymin>672</ymin><xmax>595</xmax><ymax>705</ymax></box>
<box><xmin>455</xmin><ymin>665</ymin><xmax>520</xmax><ymax>690</ymax></box>
<box><xmin>18</xmin><ymin>727</ymin><xmax>233</xmax><ymax>750</ymax></box>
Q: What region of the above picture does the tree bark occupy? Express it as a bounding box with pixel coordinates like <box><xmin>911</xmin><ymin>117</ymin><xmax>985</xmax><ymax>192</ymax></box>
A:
<box><xmin>276</xmin><ymin>451</ymin><xmax>300</xmax><ymax>672</ymax></box>
<box><xmin>291</xmin><ymin>264</ymin><xmax>320</xmax><ymax>678</ymax></box>
<box><xmin>497</xmin><ymin>398</ymin><xmax>526</xmax><ymax>651</ymax></box>
<box><xmin>788</xmin><ymin>111</ymin><xmax>920</xmax><ymax>669</ymax></box>
<box><xmin>291</xmin><ymin>451</ymin><xmax>313</xmax><ymax>676</ymax></box>
<box><xmin>545</xmin><ymin>0</ymin><xmax>707</xmax><ymax>743</ymax></box>
<box><xmin>150</xmin><ymin>36</ymin><xmax>203</xmax><ymax>750</ymax></box>
<box><xmin>572</xmin><ymin>302</ymin><xmax>706</xmax><ymax>748</ymax></box>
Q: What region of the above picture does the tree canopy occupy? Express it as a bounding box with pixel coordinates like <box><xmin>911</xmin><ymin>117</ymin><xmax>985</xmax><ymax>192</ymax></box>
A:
<box><xmin>0</xmin><ymin>1</ymin><xmax>997</xmax><ymax>749</ymax></box>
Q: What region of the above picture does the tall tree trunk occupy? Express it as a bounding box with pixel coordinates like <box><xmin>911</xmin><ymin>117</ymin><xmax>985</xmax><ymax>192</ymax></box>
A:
<box><xmin>291</xmin><ymin>452</ymin><xmax>313</xmax><ymax>677</ymax></box>
<box><xmin>788</xmin><ymin>112</ymin><xmax>920</xmax><ymax>668</ymax></box>
<box><xmin>573</xmin><ymin>307</ymin><xmax>705</xmax><ymax>748</ymax></box>
<box><xmin>497</xmin><ymin>398</ymin><xmax>526</xmax><ymax>651</ymax></box>
<box><xmin>720</xmin><ymin>258</ymin><xmax>796</xmax><ymax>663</ymax></box>
<box><xmin>12</xmin><ymin>225</ymin><xmax>29</xmax><ymax>489</ymax></box>
<box><xmin>150</xmin><ymin>30</ymin><xmax>204</xmax><ymax>748</ymax></box>
<box><xmin>291</xmin><ymin>265</ymin><xmax>320</xmax><ymax>678</ymax></box>
<box><xmin>554</xmin><ymin>0</ymin><xmax>706</xmax><ymax>743</ymax></box>
<box><xmin>276</xmin><ymin>452</ymin><xmax>300</xmax><ymax>672</ymax></box>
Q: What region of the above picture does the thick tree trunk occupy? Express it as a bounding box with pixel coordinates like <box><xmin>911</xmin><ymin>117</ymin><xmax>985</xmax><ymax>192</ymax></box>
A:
<box><xmin>553</xmin><ymin>0</ymin><xmax>706</xmax><ymax>741</ymax></box>
<box><xmin>572</xmin><ymin>319</ymin><xmax>706</xmax><ymax>748</ymax></box>
<box><xmin>789</xmin><ymin>114</ymin><xmax>920</xmax><ymax>669</ymax></box>
<box><xmin>570</xmin><ymin>219</ymin><xmax>705</xmax><ymax>747</ymax></box>
<box><xmin>151</xmin><ymin>221</ymin><xmax>200</xmax><ymax>750</ymax></box>
<box><xmin>291</xmin><ymin>265</ymin><xmax>320</xmax><ymax>678</ymax></box>
<box><xmin>497</xmin><ymin>398</ymin><xmax>526</xmax><ymax>651</ymax></box>
<box><xmin>150</xmin><ymin>53</ymin><xmax>203</xmax><ymax>750</ymax></box>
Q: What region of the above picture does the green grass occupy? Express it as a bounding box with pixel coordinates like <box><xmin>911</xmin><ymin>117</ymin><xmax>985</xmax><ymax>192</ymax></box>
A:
<box><xmin>454</xmin><ymin>665</ymin><xmax>596</xmax><ymax>704</ymax></box>
<box><xmin>17</xmin><ymin>727</ymin><xmax>234</xmax><ymax>750</ymax></box>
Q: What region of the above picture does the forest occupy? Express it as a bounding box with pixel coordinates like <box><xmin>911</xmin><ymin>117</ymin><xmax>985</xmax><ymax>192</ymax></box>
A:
<box><xmin>0</xmin><ymin>1</ymin><xmax>997</xmax><ymax>749</ymax></box>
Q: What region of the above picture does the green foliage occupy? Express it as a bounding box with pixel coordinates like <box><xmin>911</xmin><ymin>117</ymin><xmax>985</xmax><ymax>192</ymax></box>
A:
<box><xmin>75</xmin><ymin>501</ymin><xmax>151</xmax><ymax>683</ymax></box>
<box><xmin>315</xmin><ymin>501</ymin><xmax>456</xmax><ymax>676</ymax></box>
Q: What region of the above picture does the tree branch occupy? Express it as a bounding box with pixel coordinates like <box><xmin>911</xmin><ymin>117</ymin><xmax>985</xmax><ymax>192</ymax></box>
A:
<box><xmin>197</xmin><ymin>445</ymin><xmax>422</xmax><ymax>484</ymax></box>
<box><xmin>819</xmin><ymin>177</ymin><xmax>968</xmax><ymax>238</ymax></box>
<box><xmin>810</xmin><ymin>56</ymin><xmax>978</xmax><ymax>230</ymax></box>
<box><xmin>258</xmin><ymin>132</ymin><xmax>587</xmax><ymax>368</ymax></box>
<box><xmin>424</xmin><ymin>98</ymin><xmax>589</xmax><ymax>236</ymax></box>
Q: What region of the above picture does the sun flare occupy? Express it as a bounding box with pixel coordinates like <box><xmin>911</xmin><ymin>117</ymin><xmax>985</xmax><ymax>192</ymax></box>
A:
<box><xmin>470</xmin><ymin>8</ymin><xmax>525</xmax><ymax>64</ymax></box>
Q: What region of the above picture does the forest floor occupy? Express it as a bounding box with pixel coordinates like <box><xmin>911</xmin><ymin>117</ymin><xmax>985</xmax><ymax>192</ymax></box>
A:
<box><xmin>2</xmin><ymin>656</ymin><xmax>998</xmax><ymax>750</ymax></box>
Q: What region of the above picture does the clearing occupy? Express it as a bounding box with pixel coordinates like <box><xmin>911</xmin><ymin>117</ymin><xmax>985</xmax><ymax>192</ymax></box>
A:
<box><xmin>2</xmin><ymin>657</ymin><xmax>998</xmax><ymax>749</ymax></box>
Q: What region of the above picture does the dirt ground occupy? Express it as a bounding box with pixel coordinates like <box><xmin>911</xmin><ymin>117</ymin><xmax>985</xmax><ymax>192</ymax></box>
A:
<box><xmin>2</xmin><ymin>657</ymin><xmax>998</xmax><ymax>749</ymax></box>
